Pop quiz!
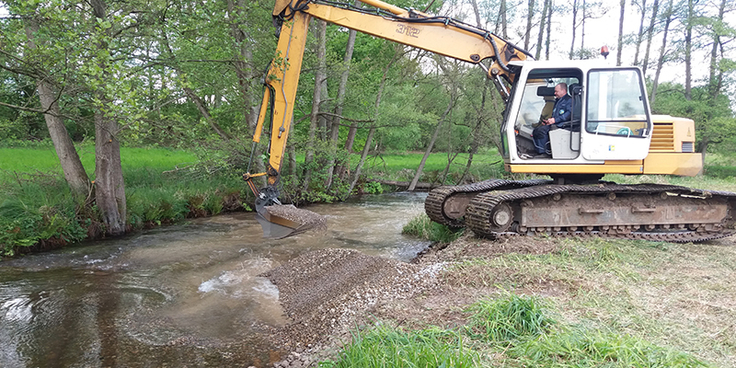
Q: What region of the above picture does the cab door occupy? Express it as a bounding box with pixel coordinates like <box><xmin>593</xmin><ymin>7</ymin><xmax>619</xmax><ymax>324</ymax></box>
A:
<box><xmin>582</xmin><ymin>68</ymin><xmax>652</xmax><ymax>161</ymax></box>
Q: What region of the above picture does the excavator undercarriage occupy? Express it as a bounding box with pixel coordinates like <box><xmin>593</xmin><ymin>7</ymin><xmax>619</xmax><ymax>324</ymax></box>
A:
<box><xmin>426</xmin><ymin>180</ymin><xmax>736</xmax><ymax>243</ymax></box>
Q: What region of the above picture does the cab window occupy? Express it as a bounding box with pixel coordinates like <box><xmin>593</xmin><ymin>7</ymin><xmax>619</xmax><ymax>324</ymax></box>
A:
<box><xmin>586</xmin><ymin>69</ymin><xmax>650</xmax><ymax>137</ymax></box>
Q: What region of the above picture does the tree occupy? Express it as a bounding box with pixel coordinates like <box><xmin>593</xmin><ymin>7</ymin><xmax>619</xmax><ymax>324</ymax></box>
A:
<box><xmin>535</xmin><ymin>0</ymin><xmax>551</xmax><ymax>60</ymax></box>
<box><xmin>641</xmin><ymin>0</ymin><xmax>660</xmax><ymax>77</ymax></box>
<box><xmin>524</xmin><ymin>0</ymin><xmax>536</xmax><ymax>50</ymax></box>
<box><xmin>616</xmin><ymin>0</ymin><xmax>626</xmax><ymax>66</ymax></box>
<box><xmin>651</xmin><ymin>0</ymin><xmax>675</xmax><ymax>104</ymax></box>
<box><xmin>633</xmin><ymin>0</ymin><xmax>647</xmax><ymax>66</ymax></box>
<box><xmin>20</xmin><ymin>13</ymin><xmax>90</xmax><ymax>199</ymax></box>
<box><xmin>302</xmin><ymin>19</ymin><xmax>328</xmax><ymax>192</ymax></box>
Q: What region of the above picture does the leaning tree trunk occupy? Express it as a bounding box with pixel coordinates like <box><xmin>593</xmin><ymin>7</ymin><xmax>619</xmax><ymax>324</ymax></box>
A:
<box><xmin>24</xmin><ymin>20</ymin><xmax>90</xmax><ymax>199</ymax></box>
<box><xmin>408</xmin><ymin>93</ymin><xmax>455</xmax><ymax>192</ymax></box>
<box><xmin>346</xmin><ymin>52</ymin><xmax>398</xmax><ymax>198</ymax></box>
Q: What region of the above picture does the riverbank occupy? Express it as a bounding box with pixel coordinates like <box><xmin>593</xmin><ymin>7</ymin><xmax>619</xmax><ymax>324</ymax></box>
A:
<box><xmin>265</xmin><ymin>233</ymin><xmax>736</xmax><ymax>367</ymax></box>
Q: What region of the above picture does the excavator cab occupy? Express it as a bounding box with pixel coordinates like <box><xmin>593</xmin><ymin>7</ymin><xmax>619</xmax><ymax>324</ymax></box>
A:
<box><xmin>503</xmin><ymin>61</ymin><xmax>654</xmax><ymax>177</ymax></box>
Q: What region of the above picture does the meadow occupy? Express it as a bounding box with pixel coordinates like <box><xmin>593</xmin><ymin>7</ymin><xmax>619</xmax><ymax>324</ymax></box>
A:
<box><xmin>1</xmin><ymin>143</ymin><xmax>734</xmax><ymax>256</ymax></box>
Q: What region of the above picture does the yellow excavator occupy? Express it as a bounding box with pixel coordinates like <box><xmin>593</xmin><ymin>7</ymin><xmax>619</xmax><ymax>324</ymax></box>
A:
<box><xmin>244</xmin><ymin>0</ymin><xmax>736</xmax><ymax>242</ymax></box>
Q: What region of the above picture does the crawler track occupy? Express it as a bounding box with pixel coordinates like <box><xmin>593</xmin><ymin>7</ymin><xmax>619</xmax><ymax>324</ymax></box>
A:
<box><xmin>426</xmin><ymin>181</ymin><xmax>736</xmax><ymax>243</ymax></box>
<box><xmin>425</xmin><ymin>179</ymin><xmax>550</xmax><ymax>227</ymax></box>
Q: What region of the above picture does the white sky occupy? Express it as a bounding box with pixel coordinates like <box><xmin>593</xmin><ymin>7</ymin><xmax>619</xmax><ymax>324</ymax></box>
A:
<box><xmin>457</xmin><ymin>0</ymin><xmax>735</xmax><ymax>87</ymax></box>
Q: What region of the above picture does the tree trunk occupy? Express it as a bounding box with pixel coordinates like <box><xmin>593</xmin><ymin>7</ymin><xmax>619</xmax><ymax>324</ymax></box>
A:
<box><xmin>580</xmin><ymin>0</ymin><xmax>587</xmax><ymax>50</ymax></box>
<box><xmin>500</xmin><ymin>0</ymin><xmax>508</xmax><ymax>38</ymax></box>
<box><xmin>470</xmin><ymin>0</ymin><xmax>483</xmax><ymax>27</ymax></box>
<box><xmin>709</xmin><ymin>0</ymin><xmax>727</xmax><ymax>99</ymax></box>
<box><xmin>24</xmin><ymin>20</ymin><xmax>90</xmax><ymax>199</ymax></box>
<box><xmin>684</xmin><ymin>0</ymin><xmax>694</xmax><ymax>100</ymax></box>
<box><xmin>633</xmin><ymin>0</ymin><xmax>647</xmax><ymax>65</ymax></box>
<box><xmin>346</xmin><ymin>52</ymin><xmax>398</xmax><ymax>199</ymax></box>
<box><xmin>302</xmin><ymin>19</ymin><xmax>327</xmax><ymax>192</ymax></box>
<box><xmin>642</xmin><ymin>0</ymin><xmax>659</xmax><ymax>77</ymax></box>
<box><xmin>94</xmin><ymin>110</ymin><xmax>126</xmax><ymax>236</ymax></box>
<box><xmin>328</xmin><ymin>1</ymin><xmax>360</xmax><ymax>190</ymax></box>
<box><xmin>408</xmin><ymin>93</ymin><xmax>455</xmax><ymax>192</ymax></box>
<box><xmin>91</xmin><ymin>0</ymin><xmax>126</xmax><ymax>236</ymax></box>
<box><xmin>535</xmin><ymin>0</ymin><xmax>550</xmax><ymax>59</ymax></box>
<box><xmin>651</xmin><ymin>0</ymin><xmax>674</xmax><ymax>104</ymax></box>
<box><xmin>183</xmin><ymin>87</ymin><xmax>232</xmax><ymax>140</ymax></box>
<box><xmin>545</xmin><ymin>0</ymin><xmax>553</xmax><ymax>60</ymax></box>
<box><xmin>616</xmin><ymin>0</ymin><xmax>626</xmax><ymax>66</ymax></box>
<box><xmin>570</xmin><ymin>0</ymin><xmax>578</xmax><ymax>58</ymax></box>
<box><xmin>524</xmin><ymin>0</ymin><xmax>536</xmax><ymax>50</ymax></box>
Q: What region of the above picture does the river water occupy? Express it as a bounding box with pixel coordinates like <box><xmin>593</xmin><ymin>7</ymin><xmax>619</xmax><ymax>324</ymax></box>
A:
<box><xmin>0</xmin><ymin>193</ymin><xmax>429</xmax><ymax>367</ymax></box>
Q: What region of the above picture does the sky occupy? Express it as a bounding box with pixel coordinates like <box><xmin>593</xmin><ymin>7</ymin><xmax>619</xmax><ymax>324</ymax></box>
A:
<box><xmin>463</xmin><ymin>0</ymin><xmax>735</xmax><ymax>88</ymax></box>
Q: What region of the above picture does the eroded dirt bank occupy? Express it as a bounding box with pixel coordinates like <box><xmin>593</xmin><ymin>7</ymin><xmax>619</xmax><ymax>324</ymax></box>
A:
<box><xmin>263</xmin><ymin>234</ymin><xmax>736</xmax><ymax>368</ymax></box>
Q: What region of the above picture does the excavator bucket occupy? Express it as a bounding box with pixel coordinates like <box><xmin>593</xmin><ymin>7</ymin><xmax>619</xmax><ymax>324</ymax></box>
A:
<box><xmin>244</xmin><ymin>177</ymin><xmax>325</xmax><ymax>239</ymax></box>
<box><xmin>256</xmin><ymin>204</ymin><xmax>327</xmax><ymax>239</ymax></box>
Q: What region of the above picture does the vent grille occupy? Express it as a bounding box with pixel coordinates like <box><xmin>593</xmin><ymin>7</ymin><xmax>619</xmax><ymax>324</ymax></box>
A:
<box><xmin>650</xmin><ymin>123</ymin><xmax>675</xmax><ymax>152</ymax></box>
<box><xmin>682</xmin><ymin>142</ymin><xmax>694</xmax><ymax>153</ymax></box>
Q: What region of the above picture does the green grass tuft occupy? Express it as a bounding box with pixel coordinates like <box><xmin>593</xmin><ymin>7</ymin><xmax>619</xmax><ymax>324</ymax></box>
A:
<box><xmin>318</xmin><ymin>324</ymin><xmax>479</xmax><ymax>368</ymax></box>
<box><xmin>402</xmin><ymin>214</ymin><xmax>463</xmax><ymax>243</ymax></box>
<box><xmin>465</xmin><ymin>293</ymin><xmax>556</xmax><ymax>343</ymax></box>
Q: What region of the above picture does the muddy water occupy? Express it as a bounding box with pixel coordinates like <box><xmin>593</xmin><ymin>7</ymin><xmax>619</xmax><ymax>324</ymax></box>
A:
<box><xmin>0</xmin><ymin>193</ymin><xmax>429</xmax><ymax>367</ymax></box>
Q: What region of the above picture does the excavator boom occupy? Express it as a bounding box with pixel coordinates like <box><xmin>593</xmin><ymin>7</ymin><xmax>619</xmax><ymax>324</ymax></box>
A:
<box><xmin>245</xmin><ymin>0</ymin><xmax>531</xmax><ymax>237</ymax></box>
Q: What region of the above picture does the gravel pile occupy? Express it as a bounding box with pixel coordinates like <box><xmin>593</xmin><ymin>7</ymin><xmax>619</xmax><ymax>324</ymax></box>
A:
<box><xmin>261</xmin><ymin>248</ymin><xmax>444</xmax><ymax>367</ymax></box>
<box><xmin>266</xmin><ymin>205</ymin><xmax>327</xmax><ymax>232</ymax></box>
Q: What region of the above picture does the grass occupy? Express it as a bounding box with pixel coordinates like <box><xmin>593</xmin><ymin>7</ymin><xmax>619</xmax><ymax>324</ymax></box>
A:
<box><xmin>0</xmin><ymin>145</ymin><xmax>197</xmax><ymax>181</ymax></box>
<box><xmin>0</xmin><ymin>144</ymin><xmax>246</xmax><ymax>256</ymax></box>
<box><xmin>319</xmin><ymin>325</ymin><xmax>479</xmax><ymax>368</ymax></box>
<box><xmin>440</xmin><ymin>237</ymin><xmax>736</xmax><ymax>366</ymax></box>
<box><xmin>402</xmin><ymin>214</ymin><xmax>463</xmax><ymax>243</ymax></box>
<box><xmin>320</xmin><ymin>293</ymin><xmax>707</xmax><ymax>367</ymax></box>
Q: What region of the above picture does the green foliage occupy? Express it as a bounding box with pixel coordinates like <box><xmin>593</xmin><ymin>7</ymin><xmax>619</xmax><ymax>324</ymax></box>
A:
<box><xmin>402</xmin><ymin>214</ymin><xmax>463</xmax><ymax>243</ymax></box>
<box><xmin>362</xmin><ymin>181</ymin><xmax>384</xmax><ymax>195</ymax></box>
<box><xmin>650</xmin><ymin>83</ymin><xmax>736</xmax><ymax>152</ymax></box>
<box><xmin>318</xmin><ymin>324</ymin><xmax>479</xmax><ymax>368</ymax></box>
<box><xmin>465</xmin><ymin>293</ymin><xmax>556</xmax><ymax>343</ymax></box>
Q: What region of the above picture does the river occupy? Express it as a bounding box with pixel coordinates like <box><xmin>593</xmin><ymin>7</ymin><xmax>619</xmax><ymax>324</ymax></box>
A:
<box><xmin>0</xmin><ymin>192</ymin><xmax>429</xmax><ymax>367</ymax></box>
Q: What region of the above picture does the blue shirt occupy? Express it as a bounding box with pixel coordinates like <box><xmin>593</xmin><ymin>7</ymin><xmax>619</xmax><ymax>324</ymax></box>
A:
<box><xmin>551</xmin><ymin>94</ymin><xmax>572</xmax><ymax>125</ymax></box>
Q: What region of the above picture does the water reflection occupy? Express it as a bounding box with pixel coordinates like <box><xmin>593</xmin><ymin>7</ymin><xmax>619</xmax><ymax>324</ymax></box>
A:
<box><xmin>0</xmin><ymin>192</ymin><xmax>429</xmax><ymax>367</ymax></box>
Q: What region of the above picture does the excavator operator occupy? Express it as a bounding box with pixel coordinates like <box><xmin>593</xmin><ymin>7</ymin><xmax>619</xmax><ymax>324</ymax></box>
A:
<box><xmin>532</xmin><ymin>82</ymin><xmax>572</xmax><ymax>158</ymax></box>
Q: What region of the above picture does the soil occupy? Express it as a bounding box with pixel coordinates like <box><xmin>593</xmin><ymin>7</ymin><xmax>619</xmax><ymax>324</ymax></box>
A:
<box><xmin>262</xmin><ymin>234</ymin><xmax>736</xmax><ymax>368</ymax></box>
